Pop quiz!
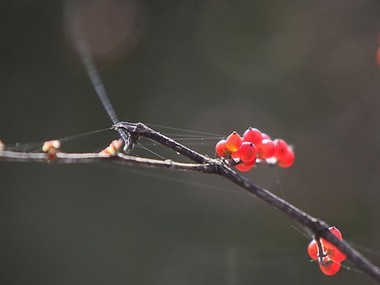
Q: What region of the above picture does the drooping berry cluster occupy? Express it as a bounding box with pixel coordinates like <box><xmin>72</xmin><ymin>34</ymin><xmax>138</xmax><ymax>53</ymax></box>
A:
<box><xmin>215</xmin><ymin>127</ymin><xmax>295</xmax><ymax>172</ymax></box>
<box><xmin>307</xmin><ymin>226</ymin><xmax>347</xmax><ymax>276</ymax></box>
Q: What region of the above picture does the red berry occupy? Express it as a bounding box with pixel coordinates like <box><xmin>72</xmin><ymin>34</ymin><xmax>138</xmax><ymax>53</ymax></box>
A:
<box><xmin>273</xmin><ymin>139</ymin><xmax>290</xmax><ymax>160</ymax></box>
<box><xmin>261</xmin><ymin>133</ymin><xmax>271</xmax><ymax>140</ymax></box>
<box><xmin>321</xmin><ymin>227</ymin><xmax>346</xmax><ymax>263</ymax></box>
<box><xmin>257</xmin><ymin>139</ymin><xmax>275</xmax><ymax>159</ymax></box>
<box><xmin>277</xmin><ymin>147</ymin><xmax>295</xmax><ymax>168</ymax></box>
<box><xmin>225</xmin><ymin>131</ymin><xmax>242</xmax><ymax>153</ymax></box>
<box><xmin>235</xmin><ymin>161</ymin><xmax>255</xmax><ymax>172</ymax></box>
<box><xmin>319</xmin><ymin>257</ymin><xmax>341</xmax><ymax>276</ymax></box>
<box><xmin>328</xmin><ymin>226</ymin><xmax>343</xmax><ymax>240</ymax></box>
<box><xmin>236</xmin><ymin>142</ymin><xmax>257</xmax><ymax>163</ymax></box>
<box><xmin>306</xmin><ymin>226</ymin><xmax>346</xmax><ymax>275</ymax></box>
<box><xmin>307</xmin><ymin>240</ymin><xmax>320</xmax><ymax>261</ymax></box>
<box><xmin>215</xmin><ymin>139</ymin><xmax>229</xmax><ymax>157</ymax></box>
<box><xmin>324</xmin><ymin>244</ymin><xmax>347</xmax><ymax>263</ymax></box>
<box><xmin>243</xmin><ymin>127</ymin><xmax>262</xmax><ymax>145</ymax></box>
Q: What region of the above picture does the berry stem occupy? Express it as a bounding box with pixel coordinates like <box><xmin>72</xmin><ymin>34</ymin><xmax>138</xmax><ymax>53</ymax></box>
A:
<box><xmin>316</xmin><ymin>237</ymin><xmax>326</xmax><ymax>263</ymax></box>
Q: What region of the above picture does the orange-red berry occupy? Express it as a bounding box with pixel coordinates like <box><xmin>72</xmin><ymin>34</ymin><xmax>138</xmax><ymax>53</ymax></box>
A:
<box><xmin>215</xmin><ymin>139</ymin><xmax>229</xmax><ymax>157</ymax></box>
<box><xmin>225</xmin><ymin>131</ymin><xmax>242</xmax><ymax>153</ymax></box>
<box><xmin>307</xmin><ymin>226</ymin><xmax>346</xmax><ymax>276</ymax></box>
<box><xmin>242</xmin><ymin>127</ymin><xmax>262</xmax><ymax>145</ymax></box>
<box><xmin>277</xmin><ymin>146</ymin><xmax>295</xmax><ymax>168</ymax></box>
<box><xmin>273</xmin><ymin>139</ymin><xmax>289</xmax><ymax>160</ymax></box>
<box><xmin>319</xmin><ymin>257</ymin><xmax>341</xmax><ymax>276</ymax></box>
<box><xmin>328</xmin><ymin>226</ymin><xmax>343</xmax><ymax>240</ymax></box>
<box><xmin>235</xmin><ymin>161</ymin><xmax>255</xmax><ymax>172</ymax></box>
<box><xmin>307</xmin><ymin>239</ymin><xmax>320</xmax><ymax>261</ymax></box>
<box><xmin>236</xmin><ymin>142</ymin><xmax>257</xmax><ymax>163</ymax></box>
<box><xmin>321</xmin><ymin>227</ymin><xmax>346</xmax><ymax>263</ymax></box>
<box><xmin>257</xmin><ymin>139</ymin><xmax>275</xmax><ymax>159</ymax></box>
<box><xmin>324</xmin><ymin>243</ymin><xmax>347</xmax><ymax>263</ymax></box>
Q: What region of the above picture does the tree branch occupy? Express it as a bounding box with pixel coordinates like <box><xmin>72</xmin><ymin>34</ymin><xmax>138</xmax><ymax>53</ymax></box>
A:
<box><xmin>1</xmin><ymin>122</ymin><xmax>380</xmax><ymax>283</ymax></box>
<box><xmin>0</xmin><ymin>150</ymin><xmax>215</xmax><ymax>172</ymax></box>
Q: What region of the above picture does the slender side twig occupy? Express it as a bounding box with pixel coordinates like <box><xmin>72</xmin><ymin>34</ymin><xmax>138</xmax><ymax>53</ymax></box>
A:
<box><xmin>1</xmin><ymin>122</ymin><xmax>380</xmax><ymax>283</ymax></box>
<box><xmin>0</xmin><ymin>150</ymin><xmax>213</xmax><ymax>172</ymax></box>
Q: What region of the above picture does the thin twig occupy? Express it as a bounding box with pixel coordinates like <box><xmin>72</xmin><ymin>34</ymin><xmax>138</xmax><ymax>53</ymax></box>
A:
<box><xmin>0</xmin><ymin>150</ymin><xmax>213</xmax><ymax>172</ymax></box>
<box><xmin>1</xmin><ymin>122</ymin><xmax>380</xmax><ymax>283</ymax></box>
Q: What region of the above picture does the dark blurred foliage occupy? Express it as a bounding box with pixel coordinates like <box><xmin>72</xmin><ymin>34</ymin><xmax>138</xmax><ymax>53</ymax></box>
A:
<box><xmin>0</xmin><ymin>0</ymin><xmax>380</xmax><ymax>284</ymax></box>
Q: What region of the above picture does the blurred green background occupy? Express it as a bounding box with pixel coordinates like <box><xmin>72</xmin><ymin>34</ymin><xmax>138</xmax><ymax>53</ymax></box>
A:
<box><xmin>1</xmin><ymin>0</ymin><xmax>380</xmax><ymax>284</ymax></box>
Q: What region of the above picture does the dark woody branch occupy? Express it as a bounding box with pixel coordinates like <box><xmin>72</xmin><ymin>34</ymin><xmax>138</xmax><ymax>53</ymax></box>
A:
<box><xmin>1</xmin><ymin>122</ymin><xmax>379</xmax><ymax>283</ymax></box>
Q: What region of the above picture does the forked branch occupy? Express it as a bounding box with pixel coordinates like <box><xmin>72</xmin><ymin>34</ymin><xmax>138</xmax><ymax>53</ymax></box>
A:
<box><xmin>1</xmin><ymin>121</ymin><xmax>380</xmax><ymax>283</ymax></box>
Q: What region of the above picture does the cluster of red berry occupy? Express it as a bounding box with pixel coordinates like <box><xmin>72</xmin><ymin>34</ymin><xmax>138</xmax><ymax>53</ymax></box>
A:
<box><xmin>307</xmin><ymin>226</ymin><xmax>347</xmax><ymax>276</ymax></box>
<box><xmin>215</xmin><ymin>127</ymin><xmax>295</xmax><ymax>172</ymax></box>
